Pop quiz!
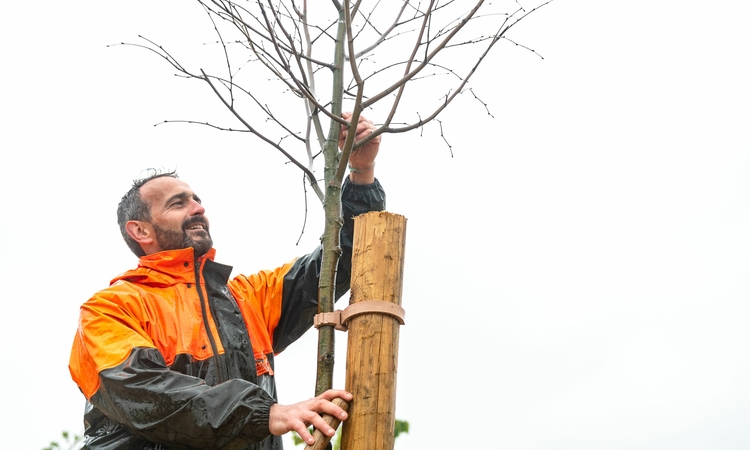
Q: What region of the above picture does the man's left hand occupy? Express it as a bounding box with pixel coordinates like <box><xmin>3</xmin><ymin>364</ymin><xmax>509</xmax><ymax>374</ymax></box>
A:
<box><xmin>339</xmin><ymin>112</ymin><xmax>379</xmax><ymax>184</ymax></box>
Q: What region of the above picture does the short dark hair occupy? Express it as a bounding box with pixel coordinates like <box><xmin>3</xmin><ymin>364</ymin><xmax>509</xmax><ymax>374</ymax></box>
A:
<box><xmin>117</xmin><ymin>169</ymin><xmax>179</xmax><ymax>257</ymax></box>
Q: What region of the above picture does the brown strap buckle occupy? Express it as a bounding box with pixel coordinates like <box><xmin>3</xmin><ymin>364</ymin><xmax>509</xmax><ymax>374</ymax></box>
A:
<box><xmin>314</xmin><ymin>301</ymin><xmax>406</xmax><ymax>332</ymax></box>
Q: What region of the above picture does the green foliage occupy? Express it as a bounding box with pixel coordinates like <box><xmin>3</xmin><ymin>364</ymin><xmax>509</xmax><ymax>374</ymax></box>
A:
<box><xmin>293</xmin><ymin>419</ymin><xmax>409</xmax><ymax>449</ymax></box>
<box><xmin>42</xmin><ymin>430</ymin><xmax>83</xmax><ymax>450</ymax></box>
<box><xmin>394</xmin><ymin>419</ymin><xmax>409</xmax><ymax>439</ymax></box>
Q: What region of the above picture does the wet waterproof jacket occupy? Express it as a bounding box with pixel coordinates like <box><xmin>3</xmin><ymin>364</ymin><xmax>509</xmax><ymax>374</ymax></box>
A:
<box><xmin>69</xmin><ymin>178</ymin><xmax>385</xmax><ymax>450</ymax></box>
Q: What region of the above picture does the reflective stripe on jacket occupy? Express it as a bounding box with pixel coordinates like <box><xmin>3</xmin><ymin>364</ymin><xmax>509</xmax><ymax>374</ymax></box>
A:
<box><xmin>69</xmin><ymin>178</ymin><xmax>385</xmax><ymax>450</ymax></box>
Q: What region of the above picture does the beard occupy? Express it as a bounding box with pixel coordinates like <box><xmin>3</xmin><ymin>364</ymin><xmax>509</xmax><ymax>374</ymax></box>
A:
<box><xmin>153</xmin><ymin>217</ymin><xmax>213</xmax><ymax>257</ymax></box>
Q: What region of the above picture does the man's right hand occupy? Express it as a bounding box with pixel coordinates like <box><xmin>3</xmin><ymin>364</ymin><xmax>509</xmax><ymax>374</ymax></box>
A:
<box><xmin>268</xmin><ymin>389</ymin><xmax>353</xmax><ymax>446</ymax></box>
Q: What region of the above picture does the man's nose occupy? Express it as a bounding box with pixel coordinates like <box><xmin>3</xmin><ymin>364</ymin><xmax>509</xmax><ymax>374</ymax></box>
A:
<box><xmin>189</xmin><ymin>200</ymin><xmax>206</xmax><ymax>216</ymax></box>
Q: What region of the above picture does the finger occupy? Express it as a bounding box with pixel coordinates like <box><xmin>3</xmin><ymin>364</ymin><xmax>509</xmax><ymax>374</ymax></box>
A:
<box><xmin>308</xmin><ymin>415</ymin><xmax>337</xmax><ymax>438</ymax></box>
<box><xmin>355</xmin><ymin>118</ymin><xmax>372</xmax><ymax>130</ymax></box>
<box><xmin>295</xmin><ymin>423</ymin><xmax>315</xmax><ymax>446</ymax></box>
<box><xmin>310</xmin><ymin>401</ymin><xmax>349</xmax><ymax>423</ymax></box>
<box><xmin>354</xmin><ymin>126</ymin><xmax>371</xmax><ymax>138</ymax></box>
<box><xmin>319</xmin><ymin>389</ymin><xmax>353</xmax><ymax>401</ymax></box>
<box><xmin>352</xmin><ymin>119</ymin><xmax>371</xmax><ymax>133</ymax></box>
<box><xmin>355</xmin><ymin>130</ymin><xmax>378</xmax><ymax>142</ymax></box>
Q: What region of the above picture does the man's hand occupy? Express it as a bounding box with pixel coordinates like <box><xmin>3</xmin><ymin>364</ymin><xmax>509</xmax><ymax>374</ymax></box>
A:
<box><xmin>339</xmin><ymin>111</ymin><xmax>380</xmax><ymax>184</ymax></box>
<box><xmin>268</xmin><ymin>389</ymin><xmax>353</xmax><ymax>446</ymax></box>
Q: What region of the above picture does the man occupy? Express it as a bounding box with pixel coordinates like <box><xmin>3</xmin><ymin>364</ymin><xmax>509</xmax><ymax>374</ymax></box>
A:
<box><xmin>69</xmin><ymin>114</ymin><xmax>385</xmax><ymax>449</ymax></box>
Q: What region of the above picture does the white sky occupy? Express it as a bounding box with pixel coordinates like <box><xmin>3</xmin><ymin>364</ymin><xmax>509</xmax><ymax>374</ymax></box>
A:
<box><xmin>2</xmin><ymin>1</ymin><xmax>749</xmax><ymax>449</ymax></box>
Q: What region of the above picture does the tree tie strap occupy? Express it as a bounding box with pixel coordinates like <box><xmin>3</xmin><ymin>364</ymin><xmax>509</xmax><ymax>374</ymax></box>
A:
<box><xmin>314</xmin><ymin>301</ymin><xmax>406</xmax><ymax>332</ymax></box>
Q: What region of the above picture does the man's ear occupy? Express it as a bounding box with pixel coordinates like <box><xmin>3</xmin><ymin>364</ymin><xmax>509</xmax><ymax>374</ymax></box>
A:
<box><xmin>125</xmin><ymin>220</ymin><xmax>154</xmax><ymax>247</ymax></box>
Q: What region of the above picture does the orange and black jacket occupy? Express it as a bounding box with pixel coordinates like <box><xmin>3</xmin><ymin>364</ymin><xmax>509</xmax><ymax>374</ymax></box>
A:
<box><xmin>69</xmin><ymin>178</ymin><xmax>385</xmax><ymax>450</ymax></box>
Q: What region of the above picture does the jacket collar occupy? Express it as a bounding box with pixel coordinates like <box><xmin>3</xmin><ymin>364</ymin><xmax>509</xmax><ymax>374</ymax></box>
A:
<box><xmin>111</xmin><ymin>247</ymin><xmax>218</xmax><ymax>286</ymax></box>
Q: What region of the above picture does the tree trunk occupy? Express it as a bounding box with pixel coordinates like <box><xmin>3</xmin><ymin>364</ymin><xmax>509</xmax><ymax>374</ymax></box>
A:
<box><xmin>341</xmin><ymin>211</ymin><xmax>407</xmax><ymax>450</ymax></box>
<box><xmin>314</xmin><ymin>3</ymin><xmax>348</xmax><ymax>397</ymax></box>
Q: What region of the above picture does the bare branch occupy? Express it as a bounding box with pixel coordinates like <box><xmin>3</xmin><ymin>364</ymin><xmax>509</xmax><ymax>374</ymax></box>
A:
<box><xmin>374</xmin><ymin>1</ymin><xmax>553</xmax><ymax>134</ymax></box>
<box><xmin>199</xmin><ymin>68</ymin><xmax>324</xmax><ymax>199</ymax></box>
<box><xmin>437</xmin><ymin>118</ymin><xmax>453</xmax><ymax>157</ymax></box>
<box><xmin>377</xmin><ymin>0</ymin><xmax>437</xmax><ymax>131</ymax></box>
<box><xmin>502</xmin><ymin>35</ymin><xmax>545</xmax><ymax>59</ymax></box>
<box><xmin>295</xmin><ymin>173</ymin><xmax>311</xmax><ymax>246</ymax></box>
<box><xmin>294</xmin><ymin>1</ymin><xmax>327</xmax><ymax>167</ymax></box>
<box><xmin>201</xmin><ymin>2</ymin><xmax>237</xmax><ymax>107</ymax></box>
<box><xmin>349</xmin><ymin>0</ymin><xmax>410</xmax><ymax>59</ymax></box>
<box><xmin>363</xmin><ymin>0</ymin><xmax>482</xmax><ymax>110</ymax></box>
<box><xmin>108</xmin><ymin>37</ymin><xmax>194</xmax><ymax>77</ymax></box>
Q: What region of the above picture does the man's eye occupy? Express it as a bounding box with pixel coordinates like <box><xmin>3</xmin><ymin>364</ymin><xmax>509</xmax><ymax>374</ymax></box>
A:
<box><xmin>171</xmin><ymin>202</ymin><xmax>183</xmax><ymax>207</ymax></box>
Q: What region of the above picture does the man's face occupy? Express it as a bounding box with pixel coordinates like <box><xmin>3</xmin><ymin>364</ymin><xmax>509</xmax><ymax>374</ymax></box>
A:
<box><xmin>139</xmin><ymin>177</ymin><xmax>213</xmax><ymax>256</ymax></box>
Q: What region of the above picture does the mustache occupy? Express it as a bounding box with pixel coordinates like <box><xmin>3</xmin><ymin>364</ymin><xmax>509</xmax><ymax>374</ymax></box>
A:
<box><xmin>183</xmin><ymin>216</ymin><xmax>209</xmax><ymax>231</ymax></box>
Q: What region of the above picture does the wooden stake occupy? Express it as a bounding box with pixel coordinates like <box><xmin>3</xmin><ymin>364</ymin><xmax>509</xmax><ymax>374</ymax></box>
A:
<box><xmin>341</xmin><ymin>211</ymin><xmax>407</xmax><ymax>450</ymax></box>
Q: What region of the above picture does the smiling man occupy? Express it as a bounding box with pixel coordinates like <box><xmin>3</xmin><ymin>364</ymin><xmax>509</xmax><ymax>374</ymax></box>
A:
<box><xmin>69</xmin><ymin>114</ymin><xmax>385</xmax><ymax>450</ymax></box>
<box><xmin>123</xmin><ymin>176</ymin><xmax>214</xmax><ymax>258</ymax></box>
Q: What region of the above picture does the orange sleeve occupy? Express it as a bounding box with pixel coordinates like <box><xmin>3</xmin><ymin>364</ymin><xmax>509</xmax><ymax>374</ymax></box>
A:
<box><xmin>69</xmin><ymin>282</ymin><xmax>156</xmax><ymax>399</ymax></box>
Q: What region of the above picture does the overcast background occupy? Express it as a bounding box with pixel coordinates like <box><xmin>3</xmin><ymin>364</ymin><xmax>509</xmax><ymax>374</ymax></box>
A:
<box><xmin>2</xmin><ymin>1</ymin><xmax>749</xmax><ymax>449</ymax></box>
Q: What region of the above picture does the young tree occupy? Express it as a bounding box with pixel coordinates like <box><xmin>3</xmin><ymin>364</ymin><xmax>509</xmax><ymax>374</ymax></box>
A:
<box><xmin>124</xmin><ymin>0</ymin><xmax>552</xmax><ymax>445</ymax></box>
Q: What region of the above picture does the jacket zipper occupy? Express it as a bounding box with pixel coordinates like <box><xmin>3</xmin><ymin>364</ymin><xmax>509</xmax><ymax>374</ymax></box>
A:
<box><xmin>194</xmin><ymin>256</ymin><xmax>227</xmax><ymax>383</ymax></box>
